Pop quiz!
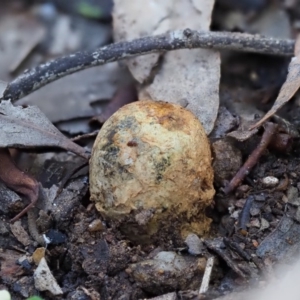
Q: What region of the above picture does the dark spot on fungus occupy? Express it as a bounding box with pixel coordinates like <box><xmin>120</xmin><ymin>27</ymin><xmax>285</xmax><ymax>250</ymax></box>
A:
<box><xmin>127</xmin><ymin>140</ymin><xmax>138</xmax><ymax>147</ymax></box>
<box><xmin>118</xmin><ymin>116</ymin><xmax>136</xmax><ymax>130</ymax></box>
<box><xmin>154</xmin><ymin>156</ymin><xmax>171</xmax><ymax>183</ymax></box>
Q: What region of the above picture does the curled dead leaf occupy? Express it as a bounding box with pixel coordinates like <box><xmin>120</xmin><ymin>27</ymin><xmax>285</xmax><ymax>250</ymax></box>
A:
<box><xmin>0</xmin><ymin>149</ymin><xmax>39</xmax><ymax>222</ymax></box>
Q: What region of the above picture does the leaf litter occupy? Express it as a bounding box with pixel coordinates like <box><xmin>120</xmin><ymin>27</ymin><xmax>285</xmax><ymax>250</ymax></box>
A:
<box><xmin>252</xmin><ymin>35</ymin><xmax>300</xmax><ymax>129</ymax></box>
<box><xmin>0</xmin><ymin>13</ymin><xmax>46</xmax><ymax>81</ymax></box>
<box><xmin>2</xmin><ymin>1</ymin><xmax>300</xmax><ymax>300</ymax></box>
<box><xmin>0</xmin><ymin>100</ymin><xmax>89</xmax><ymax>159</ymax></box>
<box><xmin>14</xmin><ymin>10</ymin><xmax>128</xmax><ymax>136</ymax></box>
<box><xmin>113</xmin><ymin>0</ymin><xmax>220</xmax><ymax>134</ymax></box>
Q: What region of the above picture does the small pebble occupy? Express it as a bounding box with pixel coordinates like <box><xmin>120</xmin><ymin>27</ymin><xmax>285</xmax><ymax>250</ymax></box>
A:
<box><xmin>239</xmin><ymin>243</ymin><xmax>245</xmax><ymax>250</ymax></box>
<box><xmin>212</xmin><ymin>139</ymin><xmax>242</xmax><ymax>186</ymax></box>
<box><xmin>0</xmin><ymin>290</ymin><xmax>11</xmax><ymax>300</ymax></box>
<box><xmin>235</xmin><ymin>199</ymin><xmax>246</xmax><ymax>208</ymax></box>
<box><xmin>263</xmin><ymin>205</ymin><xmax>272</xmax><ymax>213</ymax></box>
<box><xmin>287</xmin><ymin>186</ymin><xmax>300</xmax><ymax>206</ymax></box>
<box><xmin>88</xmin><ymin>219</ymin><xmax>105</xmax><ymax>232</ymax></box>
<box><xmin>236</xmin><ymin>185</ymin><xmax>251</xmax><ymax>196</ymax></box>
<box><xmin>254</xmin><ymin>194</ymin><xmax>266</xmax><ymax>202</ymax></box>
<box><xmin>282</xmin><ymin>194</ymin><xmax>288</xmax><ymax>203</ymax></box>
<box><xmin>290</xmin><ymin>172</ymin><xmax>297</xmax><ymax>178</ymax></box>
<box><xmin>261</xmin><ymin>176</ymin><xmax>279</xmax><ymax>187</ymax></box>
<box><xmin>129</xmin><ymin>251</ymin><xmax>204</xmax><ymax>291</ymax></box>
<box><xmin>250</xmin><ymin>218</ymin><xmax>260</xmax><ymax>228</ymax></box>
<box><xmin>230</xmin><ymin>210</ymin><xmax>240</xmax><ymax>220</ymax></box>
<box><xmin>148</xmin><ymin>292</ymin><xmax>177</xmax><ymax>300</ymax></box>
<box><xmin>260</xmin><ymin>218</ymin><xmax>270</xmax><ymax>231</ymax></box>
<box><xmin>250</xmin><ymin>207</ymin><xmax>260</xmax><ymax>217</ymax></box>
<box><xmin>184</xmin><ymin>234</ymin><xmax>205</xmax><ymax>255</ymax></box>
<box><xmin>34</xmin><ymin>258</ymin><xmax>63</xmax><ymax>295</ymax></box>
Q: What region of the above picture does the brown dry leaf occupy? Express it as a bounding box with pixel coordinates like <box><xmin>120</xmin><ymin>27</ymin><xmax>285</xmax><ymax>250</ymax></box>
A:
<box><xmin>0</xmin><ymin>148</ymin><xmax>40</xmax><ymax>222</ymax></box>
<box><xmin>0</xmin><ymin>250</ymin><xmax>23</xmax><ymax>283</ymax></box>
<box><xmin>10</xmin><ymin>220</ymin><xmax>32</xmax><ymax>246</ymax></box>
<box><xmin>113</xmin><ymin>0</ymin><xmax>220</xmax><ymax>134</ymax></box>
<box><xmin>0</xmin><ymin>101</ymin><xmax>88</xmax><ymax>159</ymax></box>
<box><xmin>252</xmin><ymin>35</ymin><xmax>300</xmax><ymax>129</ymax></box>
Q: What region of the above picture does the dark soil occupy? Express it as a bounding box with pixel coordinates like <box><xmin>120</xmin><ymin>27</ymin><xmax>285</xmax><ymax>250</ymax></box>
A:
<box><xmin>1</xmin><ymin>0</ymin><xmax>300</xmax><ymax>300</ymax></box>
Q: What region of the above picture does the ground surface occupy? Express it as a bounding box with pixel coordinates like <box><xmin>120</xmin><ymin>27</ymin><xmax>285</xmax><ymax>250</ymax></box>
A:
<box><xmin>1</xmin><ymin>0</ymin><xmax>300</xmax><ymax>299</ymax></box>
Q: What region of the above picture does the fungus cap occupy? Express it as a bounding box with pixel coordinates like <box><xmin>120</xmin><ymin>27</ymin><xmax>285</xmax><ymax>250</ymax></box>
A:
<box><xmin>89</xmin><ymin>100</ymin><xmax>214</xmax><ymax>240</ymax></box>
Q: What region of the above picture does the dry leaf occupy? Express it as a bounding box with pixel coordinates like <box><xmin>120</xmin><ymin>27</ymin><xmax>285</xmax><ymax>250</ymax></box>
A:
<box><xmin>0</xmin><ymin>101</ymin><xmax>89</xmax><ymax>159</ymax></box>
<box><xmin>0</xmin><ymin>13</ymin><xmax>45</xmax><ymax>81</ymax></box>
<box><xmin>227</xmin><ymin>119</ymin><xmax>259</xmax><ymax>141</ymax></box>
<box><xmin>17</xmin><ymin>62</ymin><xmax>133</xmax><ymax>123</ymax></box>
<box><xmin>92</xmin><ymin>84</ymin><xmax>137</xmax><ymax>124</ymax></box>
<box><xmin>220</xmin><ymin>86</ymin><xmax>264</xmax><ymax>141</ymax></box>
<box><xmin>0</xmin><ymin>148</ymin><xmax>40</xmax><ymax>222</ymax></box>
<box><xmin>34</xmin><ymin>257</ymin><xmax>63</xmax><ymax>295</ymax></box>
<box><xmin>252</xmin><ymin>35</ymin><xmax>300</xmax><ymax>129</ymax></box>
<box><xmin>0</xmin><ymin>81</ymin><xmax>7</xmax><ymax>98</ymax></box>
<box><xmin>0</xmin><ymin>250</ymin><xmax>23</xmax><ymax>283</ymax></box>
<box><xmin>113</xmin><ymin>1</ymin><xmax>169</xmax><ymax>83</ymax></box>
<box><xmin>113</xmin><ymin>0</ymin><xmax>220</xmax><ymax>134</ymax></box>
<box><xmin>10</xmin><ymin>220</ymin><xmax>32</xmax><ymax>246</ymax></box>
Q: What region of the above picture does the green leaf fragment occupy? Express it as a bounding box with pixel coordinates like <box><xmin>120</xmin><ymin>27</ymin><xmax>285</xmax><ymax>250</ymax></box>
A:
<box><xmin>77</xmin><ymin>1</ymin><xmax>103</xmax><ymax>18</ymax></box>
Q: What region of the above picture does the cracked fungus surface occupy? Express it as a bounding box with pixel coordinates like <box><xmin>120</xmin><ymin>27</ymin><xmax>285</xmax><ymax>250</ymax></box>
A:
<box><xmin>90</xmin><ymin>100</ymin><xmax>215</xmax><ymax>239</ymax></box>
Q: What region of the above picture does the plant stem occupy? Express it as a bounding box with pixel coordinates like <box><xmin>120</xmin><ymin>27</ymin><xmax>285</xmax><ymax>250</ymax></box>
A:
<box><xmin>2</xmin><ymin>29</ymin><xmax>295</xmax><ymax>102</ymax></box>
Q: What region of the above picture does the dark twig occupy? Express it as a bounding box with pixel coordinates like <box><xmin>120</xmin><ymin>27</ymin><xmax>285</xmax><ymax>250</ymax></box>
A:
<box><xmin>1</xmin><ymin>30</ymin><xmax>295</xmax><ymax>102</ymax></box>
<box><xmin>223</xmin><ymin>237</ymin><xmax>252</xmax><ymax>261</ymax></box>
<box><xmin>224</xmin><ymin>122</ymin><xmax>277</xmax><ymax>194</ymax></box>
<box><xmin>238</xmin><ymin>195</ymin><xmax>254</xmax><ymax>232</ymax></box>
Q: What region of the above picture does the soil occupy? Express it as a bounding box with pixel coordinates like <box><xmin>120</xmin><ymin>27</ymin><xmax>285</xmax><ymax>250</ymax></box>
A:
<box><xmin>1</xmin><ymin>1</ymin><xmax>300</xmax><ymax>300</ymax></box>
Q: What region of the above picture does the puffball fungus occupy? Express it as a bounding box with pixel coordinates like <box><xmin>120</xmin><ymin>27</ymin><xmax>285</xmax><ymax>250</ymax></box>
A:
<box><xmin>89</xmin><ymin>100</ymin><xmax>214</xmax><ymax>242</ymax></box>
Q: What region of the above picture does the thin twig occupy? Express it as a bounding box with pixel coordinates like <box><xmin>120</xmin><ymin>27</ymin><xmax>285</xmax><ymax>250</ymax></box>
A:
<box><xmin>71</xmin><ymin>130</ymin><xmax>99</xmax><ymax>142</ymax></box>
<box><xmin>224</xmin><ymin>122</ymin><xmax>278</xmax><ymax>194</ymax></box>
<box><xmin>2</xmin><ymin>29</ymin><xmax>295</xmax><ymax>102</ymax></box>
